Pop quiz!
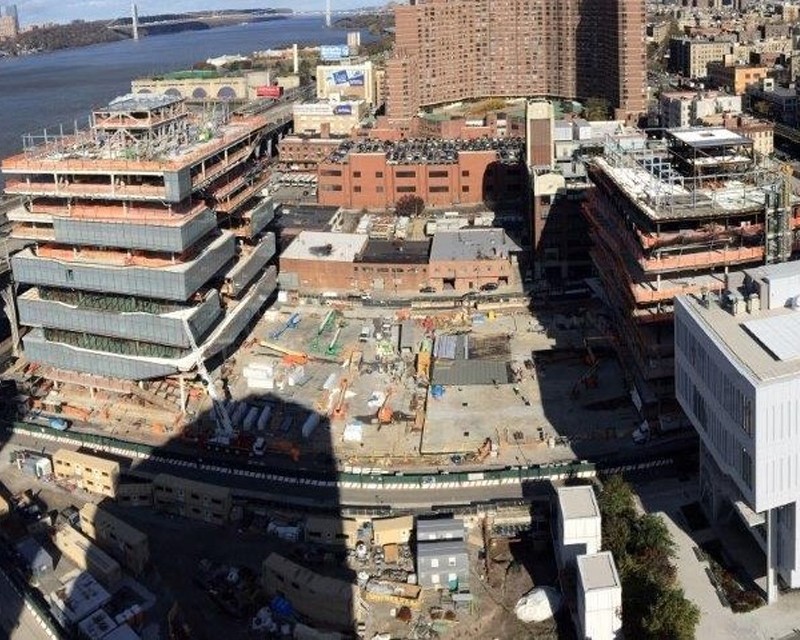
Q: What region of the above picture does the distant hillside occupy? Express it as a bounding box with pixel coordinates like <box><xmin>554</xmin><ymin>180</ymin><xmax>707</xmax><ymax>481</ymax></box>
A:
<box><xmin>334</xmin><ymin>13</ymin><xmax>394</xmax><ymax>35</ymax></box>
<box><xmin>14</xmin><ymin>21</ymin><xmax>125</xmax><ymax>53</ymax></box>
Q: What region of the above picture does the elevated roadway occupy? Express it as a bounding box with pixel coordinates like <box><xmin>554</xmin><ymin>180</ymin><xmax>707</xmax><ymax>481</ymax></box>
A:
<box><xmin>5</xmin><ymin>422</ymin><xmax>696</xmax><ymax>512</ymax></box>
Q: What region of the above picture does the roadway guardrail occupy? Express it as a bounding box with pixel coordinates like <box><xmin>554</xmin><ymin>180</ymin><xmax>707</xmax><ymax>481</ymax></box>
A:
<box><xmin>5</xmin><ymin>421</ymin><xmax>597</xmax><ymax>489</ymax></box>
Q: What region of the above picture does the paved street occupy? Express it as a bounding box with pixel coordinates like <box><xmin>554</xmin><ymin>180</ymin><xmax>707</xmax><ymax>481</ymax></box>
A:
<box><xmin>2</xmin><ymin>430</ymin><xmax>695</xmax><ymax>511</ymax></box>
<box><xmin>635</xmin><ymin>476</ymin><xmax>800</xmax><ymax>640</ymax></box>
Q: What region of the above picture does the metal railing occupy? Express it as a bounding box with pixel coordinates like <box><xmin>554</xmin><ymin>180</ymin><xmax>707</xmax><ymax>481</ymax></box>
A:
<box><xmin>5</xmin><ymin>421</ymin><xmax>596</xmax><ymax>491</ymax></box>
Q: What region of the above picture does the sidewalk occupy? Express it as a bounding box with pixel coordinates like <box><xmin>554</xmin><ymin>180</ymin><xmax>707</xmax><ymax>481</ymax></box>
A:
<box><xmin>634</xmin><ymin>477</ymin><xmax>800</xmax><ymax>640</ymax></box>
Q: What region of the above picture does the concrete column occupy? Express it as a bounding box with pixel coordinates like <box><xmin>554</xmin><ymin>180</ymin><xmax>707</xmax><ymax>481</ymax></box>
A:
<box><xmin>179</xmin><ymin>376</ymin><xmax>187</xmax><ymax>414</ymax></box>
<box><xmin>1</xmin><ymin>284</ymin><xmax>21</xmax><ymax>357</ymax></box>
<box><xmin>767</xmin><ymin>508</ymin><xmax>779</xmax><ymax>603</ymax></box>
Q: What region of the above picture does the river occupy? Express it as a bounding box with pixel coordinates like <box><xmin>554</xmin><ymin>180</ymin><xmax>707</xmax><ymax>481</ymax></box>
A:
<box><xmin>0</xmin><ymin>17</ymin><xmax>364</xmax><ymax>163</ymax></box>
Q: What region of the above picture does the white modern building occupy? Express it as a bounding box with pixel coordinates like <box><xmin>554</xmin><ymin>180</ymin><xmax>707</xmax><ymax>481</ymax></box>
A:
<box><xmin>555</xmin><ymin>486</ymin><xmax>602</xmax><ymax>566</ymax></box>
<box><xmin>675</xmin><ymin>261</ymin><xmax>800</xmax><ymax>601</ymax></box>
<box><xmin>577</xmin><ymin>551</ymin><xmax>623</xmax><ymax>640</ymax></box>
<box><xmin>659</xmin><ymin>90</ymin><xmax>742</xmax><ymax>129</ymax></box>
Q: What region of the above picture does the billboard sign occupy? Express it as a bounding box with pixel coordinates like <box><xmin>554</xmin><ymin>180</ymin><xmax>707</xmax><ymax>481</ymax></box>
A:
<box><xmin>333</xmin><ymin>104</ymin><xmax>353</xmax><ymax>116</ymax></box>
<box><xmin>256</xmin><ymin>85</ymin><xmax>283</xmax><ymax>98</ymax></box>
<box><xmin>320</xmin><ymin>45</ymin><xmax>350</xmax><ymax>61</ymax></box>
<box><xmin>327</xmin><ymin>68</ymin><xmax>365</xmax><ymax>87</ymax></box>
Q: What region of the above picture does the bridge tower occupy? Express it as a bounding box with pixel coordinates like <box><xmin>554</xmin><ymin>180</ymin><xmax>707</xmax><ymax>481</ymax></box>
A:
<box><xmin>132</xmin><ymin>3</ymin><xmax>140</xmax><ymax>41</ymax></box>
<box><xmin>325</xmin><ymin>0</ymin><xmax>331</xmax><ymax>28</ymax></box>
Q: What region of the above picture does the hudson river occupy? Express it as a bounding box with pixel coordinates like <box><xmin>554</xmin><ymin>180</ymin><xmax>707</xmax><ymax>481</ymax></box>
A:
<box><xmin>0</xmin><ymin>17</ymin><xmax>360</xmax><ymax>162</ymax></box>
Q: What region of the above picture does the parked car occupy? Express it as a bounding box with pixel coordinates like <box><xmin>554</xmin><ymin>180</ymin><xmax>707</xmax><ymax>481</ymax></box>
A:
<box><xmin>480</xmin><ymin>282</ymin><xmax>499</xmax><ymax>291</ymax></box>
<box><xmin>420</xmin><ymin>286</ymin><xmax>437</xmax><ymax>293</ymax></box>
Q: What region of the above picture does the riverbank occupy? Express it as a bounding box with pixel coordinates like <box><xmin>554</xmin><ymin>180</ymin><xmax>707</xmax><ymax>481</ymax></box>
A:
<box><xmin>1</xmin><ymin>10</ymin><xmax>291</xmax><ymax>57</ymax></box>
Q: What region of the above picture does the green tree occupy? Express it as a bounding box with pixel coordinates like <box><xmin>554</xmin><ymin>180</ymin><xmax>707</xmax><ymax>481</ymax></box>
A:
<box><xmin>631</xmin><ymin>514</ymin><xmax>676</xmax><ymax>558</ymax></box>
<box><xmin>597</xmin><ymin>476</ymin><xmax>700</xmax><ymax>640</ymax></box>
<box><xmin>597</xmin><ymin>474</ymin><xmax>636</xmax><ymax>521</ymax></box>
<box><xmin>584</xmin><ymin>97</ymin><xmax>611</xmax><ymax>121</ymax></box>
<box><xmin>641</xmin><ymin>586</ymin><xmax>700</xmax><ymax>640</ymax></box>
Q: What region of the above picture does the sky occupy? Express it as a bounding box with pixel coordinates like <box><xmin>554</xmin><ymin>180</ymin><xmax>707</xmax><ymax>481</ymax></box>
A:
<box><xmin>10</xmin><ymin>1</ymin><xmax>375</xmax><ymax>26</ymax></box>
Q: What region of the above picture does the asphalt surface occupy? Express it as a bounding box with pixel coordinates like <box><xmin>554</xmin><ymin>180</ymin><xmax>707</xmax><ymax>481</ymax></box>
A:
<box><xmin>0</xmin><ymin>570</ymin><xmax>54</xmax><ymax>640</ymax></box>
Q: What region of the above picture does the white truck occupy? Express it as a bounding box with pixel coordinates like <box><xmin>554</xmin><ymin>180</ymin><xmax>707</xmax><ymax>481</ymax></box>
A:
<box><xmin>632</xmin><ymin>414</ymin><xmax>690</xmax><ymax>444</ymax></box>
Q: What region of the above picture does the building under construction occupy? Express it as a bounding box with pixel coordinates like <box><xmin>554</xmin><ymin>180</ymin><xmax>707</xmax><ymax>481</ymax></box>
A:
<box><xmin>584</xmin><ymin>127</ymin><xmax>799</xmax><ymax>412</ymax></box>
<box><xmin>1</xmin><ymin>94</ymin><xmax>280</xmax><ymax>423</ymax></box>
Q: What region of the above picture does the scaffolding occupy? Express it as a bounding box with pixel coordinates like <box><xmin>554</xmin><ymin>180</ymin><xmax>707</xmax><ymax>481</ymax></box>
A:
<box><xmin>585</xmin><ymin>128</ymin><xmax>800</xmax><ymax>407</ymax></box>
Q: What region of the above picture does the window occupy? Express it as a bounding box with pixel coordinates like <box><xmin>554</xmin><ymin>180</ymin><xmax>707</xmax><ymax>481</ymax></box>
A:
<box><xmin>448</xmin><ymin>557</ymin><xmax>457</xmax><ymax>567</ymax></box>
<box><xmin>430</xmin><ymin>558</ymin><xmax>439</xmax><ymax>568</ymax></box>
<box><xmin>354</xmin><ymin>186</ymin><xmax>362</xmax><ymax>193</ymax></box>
<box><xmin>397</xmin><ymin>186</ymin><xmax>416</xmax><ymax>193</ymax></box>
<box><xmin>396</xmin><ymin>170</ymin><xmax>416</xmax><ymax>178</ymax></box>
<box><xmin>375</xmin><ymin>171</ymin><xmax>384</xmax><ymax>178</ymax></box>
<box><xmin>353</xmin><ymin>171</ymin><xmax>362</xmax><ymax>178</ymax></box>
<box><xmin>66</xmin><ymin>269</ymin><xmax>74</xmax><ymax>281</ymax></box>
<box><xmin>461</xmin><ymin>170</ymin><xmax>470</xmax><ymax>177</ymax></box>
<box><xmin>320</xmin><ymin>169</ymin><xmax>342</xmax><ymax>177</ymax></box>
<box><xmin>430</xmin><ymin>186</ymin><xmax>449</xmax><ymax>193</ymax></box>
<box><xmin>376</xmin><ymin>186</ymin><xmax>384</xmax><ymax>193</ymax></box>
<box><xmin>430</xmin><ymin>170</ymin><xmax>448</xmax><ymax>178</ymax></box>
<box><xmin>320</xmin><ymin>184</ymin><xmax>343</xmax><ymax>192</ymax></box>
<box><xmin>741</xmin><ymin>449</ymin><xmax>753</xmax><ymax>490</ymax></box>
<box><xmin>462</xmin><ymin>186</ymin><xmax>469</xmax><ymax>193</ymax></box>
<box><xmin>431</xmin><ymin>574</ymin><xmax>440</xmax><ymax>584</ymax></box>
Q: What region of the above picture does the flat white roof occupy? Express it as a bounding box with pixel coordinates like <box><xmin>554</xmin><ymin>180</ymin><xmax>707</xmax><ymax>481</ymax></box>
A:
<box><xmin>49</xmin><ymin>571</ymin><xmax>111</xmax><ymax>624</ymax></box>
<box><xmin>430</xmin><ymin>228</ymin><xmax>520</xmax><ymax>262</ymax></box>
<box><xmin>282</xmin><ymin>231</ymin><xmax>368</xmax><ymax>263</ymax></box>
<box><xmin>678</xmin><ymin>293</ymin><xmax>800</xmax><ymax>382</ymax></box>
<box><xmin>669</xmin><ymin>127</ymin><xmax>750</xmax><ymax>147</ymax></box>
<box><xmin>743</xmin><ymin>312</ymin><xmax>800</xmax><ymax>362</ymax></box>
<box><xmin>557</xmin><ymin>486</ymin><xmax>600</xmax><ymax>520</ymax></box>
<box><xmin>578</xmin><ymin>551</ymin><xmax>621</xmax><ymax>592</ymax></box>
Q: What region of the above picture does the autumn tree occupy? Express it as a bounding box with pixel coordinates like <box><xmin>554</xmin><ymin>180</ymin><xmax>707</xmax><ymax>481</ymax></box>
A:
<box><xmin>395</xmin><ymin>194</ymin><xmax>425</xmax><ymax>217</ymax></box>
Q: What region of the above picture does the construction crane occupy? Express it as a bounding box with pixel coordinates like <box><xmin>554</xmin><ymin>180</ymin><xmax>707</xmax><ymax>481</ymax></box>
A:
<box><xmin>259</xmin><ymin>340</ymin><xmax>310</xmax><ymax>365</ymax></box>
<box><xmin>326</xmin><ymin>323</ymin><xmax>343</xmax><ymax>356</ymax></box>
<box><xmin>270</xmin><ymin>312</ymin><xmax>301</xmax><ymax>340</ymax></box>
<box><xmin>311</xmin><ymin>310</ymin><xmax>336</xmax><ymax>352</ymax></box>
<box><xmin>332</xmin><ymin>378</ymin><xmax>349</xmax><ymax>419</ymax></box>
<box><xmin>181</xmin><ymin>317</ymin><xmax>234</xmax><ymax>444</ymax></box>
<box><xmin>475</xmin><ymin>438</ymin><xmax>493</xmax><ymax>462</ymax></box>
<box><xmin>377</xmin><ymin>388</ymin><xmax>394</xmax><ymax>425</ymax></box>
<box><xmin>416</xmin><ymin>351</ymin><xmax>431</xmax><ymax>385</ymax></box>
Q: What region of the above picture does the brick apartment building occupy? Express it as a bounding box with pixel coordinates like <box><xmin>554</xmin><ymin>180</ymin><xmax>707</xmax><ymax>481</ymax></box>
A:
<box><xmin>317</xmin><ymin>138</ymin><xmax>525</xmax><ymax>209</ymax></box>
<box><xmin>277</xmin><ymin>134</ymin><xmax>343</xmax><ymax>172</ymax></box>
<box><xmin>280</xmin><ymin>232</ymin><xmax>430</xmax><ymax>294</ymax></box>
<box><xmin>387</xmin><ymin>0</ymin><xmax>646</xmax><ymax>122</ymax></box>
<box><xmin>280</xmin><ymin>228</ymin><xmax>521</xmax><ymax>295</ymax></box>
